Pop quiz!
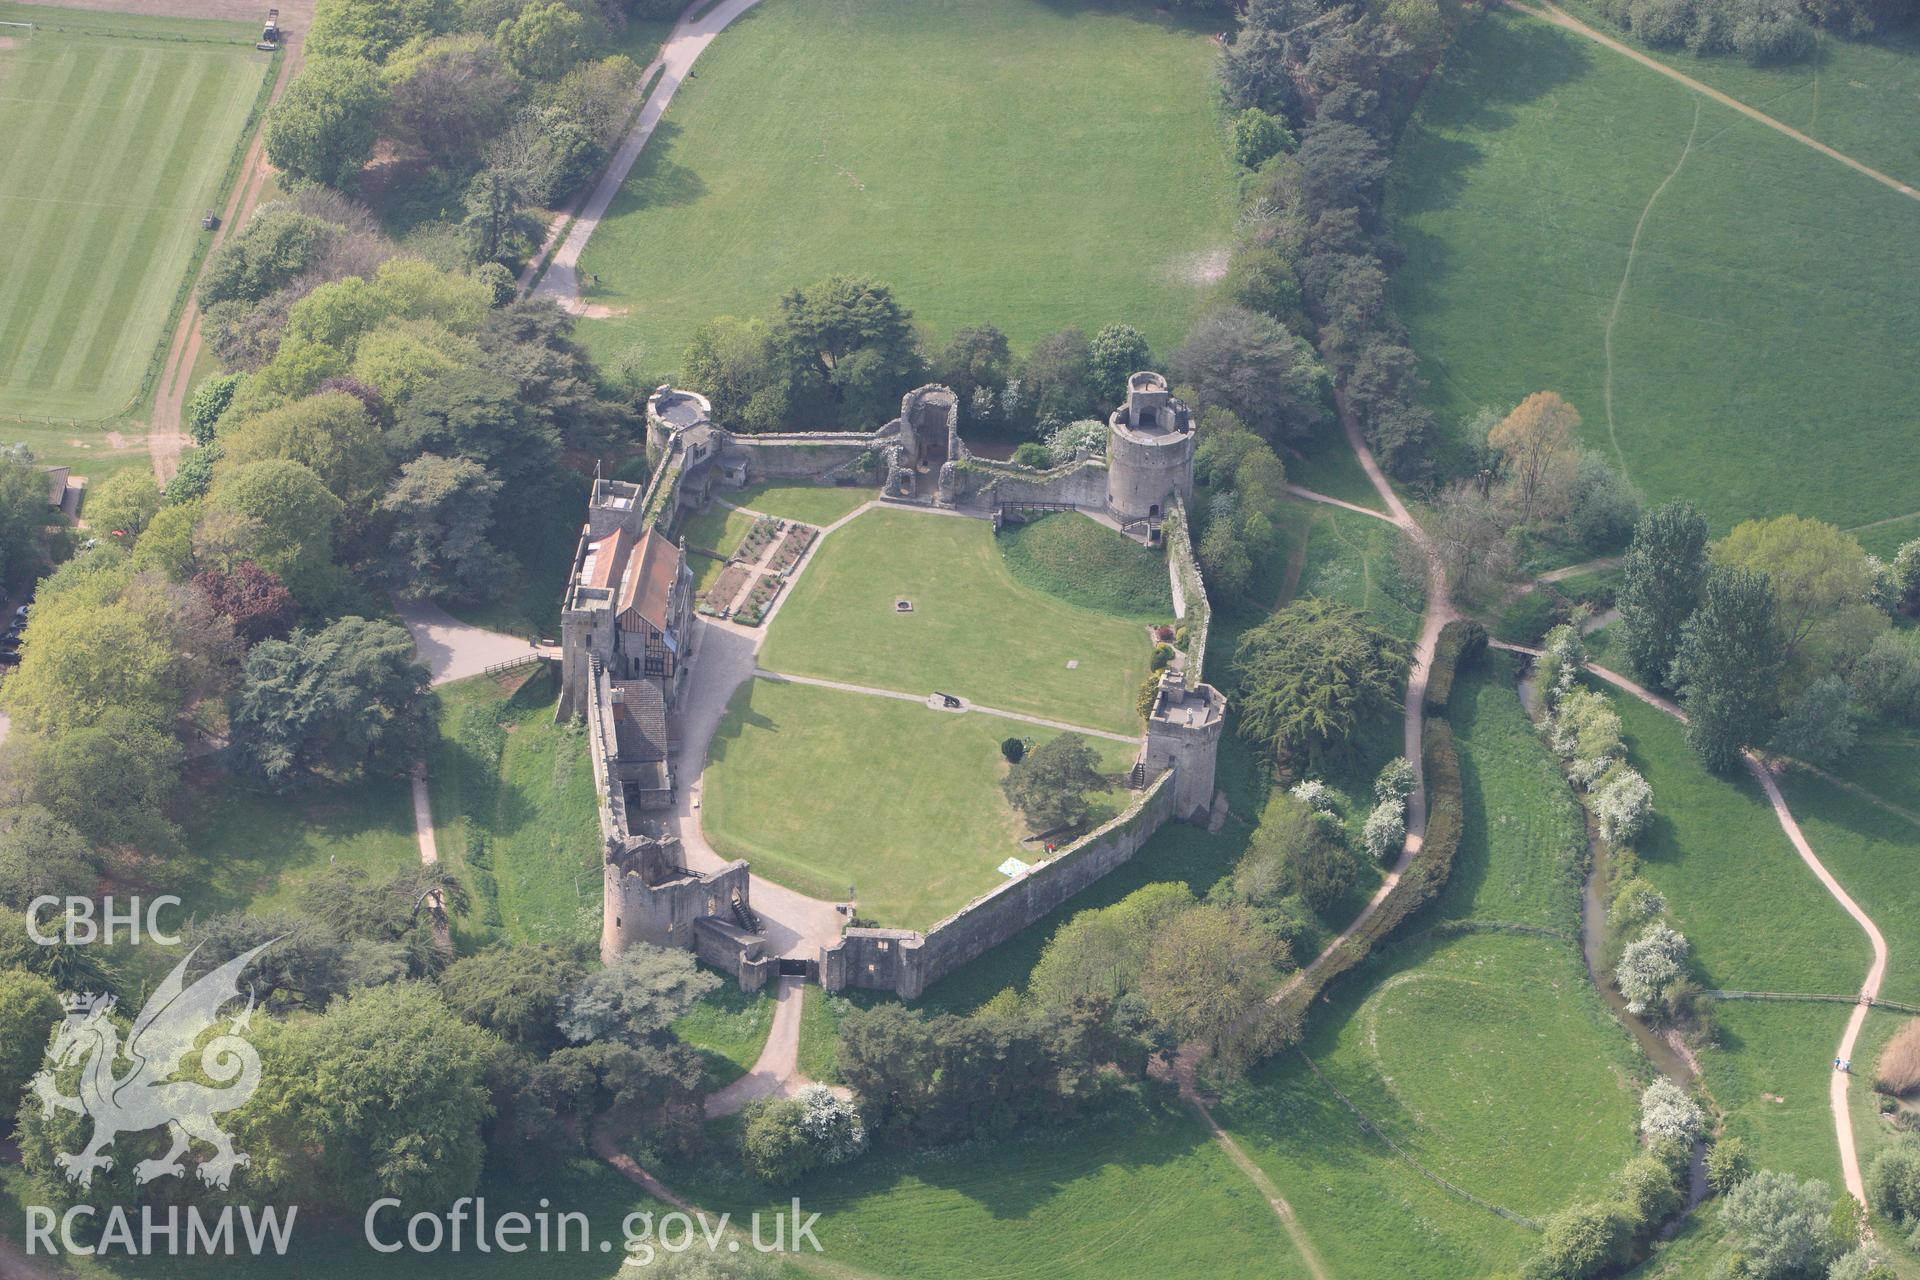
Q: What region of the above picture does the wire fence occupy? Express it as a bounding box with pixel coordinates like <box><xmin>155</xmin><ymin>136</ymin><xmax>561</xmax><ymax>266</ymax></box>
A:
<box><xmin>1707</xmin><ymin>990</ymin><xmax>1920</xmax><ymax>1016</ymax></box>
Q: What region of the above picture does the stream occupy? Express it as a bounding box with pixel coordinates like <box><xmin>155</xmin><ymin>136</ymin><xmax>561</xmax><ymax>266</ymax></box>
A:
<box><xmin>1517</xmin><ymin>668</ymin><xmax>1710</xmax><ymax>1208</ymax></box>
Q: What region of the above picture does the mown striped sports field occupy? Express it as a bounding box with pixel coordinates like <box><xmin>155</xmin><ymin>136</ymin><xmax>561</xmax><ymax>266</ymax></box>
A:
<box><xmin>0</xmin><ymin>5</ymin><xmax>269</xmax><ymax>420</ymax></box>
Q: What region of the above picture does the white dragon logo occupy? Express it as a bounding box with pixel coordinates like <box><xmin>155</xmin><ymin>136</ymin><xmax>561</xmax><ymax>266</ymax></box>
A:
<box><xmin>30</xmin><ymin>941</ymin><xmax>273</xmax><ymax>1190</ymax></box>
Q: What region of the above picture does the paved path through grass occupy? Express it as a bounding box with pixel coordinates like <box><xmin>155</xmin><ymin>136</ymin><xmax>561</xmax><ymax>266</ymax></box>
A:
<box><xmin>1508</xmin><ymin>0</ymin><xmax>1920</xmax><ymax>202</ymax></box>
<box><xmin>702</xmin><ymin>976</ymin><xmax>844</xmax><ymax>1119</ymax></box>
<box><xmin>752</xmin><ymin>667</ymin><xmax>1142</xmax><ymax>745</ymax></box>
<box><xmin>528</xmin><ymin>0</ymin><xmax>766</xmax><ymax>313</ymax></box>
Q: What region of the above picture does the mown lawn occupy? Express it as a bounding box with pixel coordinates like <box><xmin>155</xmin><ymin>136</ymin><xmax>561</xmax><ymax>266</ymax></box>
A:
<box><xmin>0</xmin><ymin>2</ymin><xmax>270</xmax><ymax>421</ymax></box>
<box><xmin>679</xmin><ymin>500</ymin><xmax>757</xmax><ymax>593</ymax></box>
<box><xmin>429</xmin><ymin>666</ymin><xmax>602</xmax><ymax>948</ymax></box>
<box><xmin>574</xmin><ymin>0</ymin><xmax>1237</xmax><ymax>373</ymax></box>
<box><xmin>657</xmin><ymin>1093</ymin><xmax>1313</xmax><ymax>1280</ymax></box>
<box><xmin>1388</xmin><ymin>8</ymin><xmax>1920</xmax><ymax>531</ymax></box>
<box><xmin>760</xmin><ymin>506</ymin><xmax>1153</xmax><ymax>736</ymax></box>
<box><xmin>701</xmin><ymin>676</ymin><xmax>1137</xmax><ymax>930</ymax></box>
<box><xmin>997</xmin><ymin>512</ymin><xmax>1173</xmax><ymax>622</ymax></box>
<box><xmin>729</xmin><ymin>481</ymin><xmax>870</xmax><ymax>527</ymax></box>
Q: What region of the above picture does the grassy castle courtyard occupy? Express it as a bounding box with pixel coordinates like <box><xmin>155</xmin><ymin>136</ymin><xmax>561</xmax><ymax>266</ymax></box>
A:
<box><xmin>703</xmin><ymin>505</ymin><xmax>1168</xmax><ymax>929</ymax></box>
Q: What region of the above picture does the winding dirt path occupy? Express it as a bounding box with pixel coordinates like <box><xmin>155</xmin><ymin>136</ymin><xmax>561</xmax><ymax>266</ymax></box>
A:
<box><xmin>1602</xmin><ymin>100</ymin><xmax>1699</xmax><ymax>482</ymax></box>
<box><xmin>1492</xmin><ymin>640</ymin><xmax>1888</xmax><ymax>1202</ymax></box>
<box><xmin>148</xmin><ymin>8</ymin><xmax>309</xmax><ymax>483</ymax></box>
<box><xmin>1271</xmin><ymin>396</ymin><xmax>1455</xmax><ymax>1002</ymax></box>
<box><xmin>1507</xmin><ymin>0</ymin><xmax>1920</xmax><ymax>202</ymax></box>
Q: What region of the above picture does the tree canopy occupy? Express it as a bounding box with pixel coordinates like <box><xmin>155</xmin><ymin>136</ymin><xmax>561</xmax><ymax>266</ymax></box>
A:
<box><xmin>1233</xmin><ymin>599</ymin><xmax>1408</xmax><ymax>767</ymax></box>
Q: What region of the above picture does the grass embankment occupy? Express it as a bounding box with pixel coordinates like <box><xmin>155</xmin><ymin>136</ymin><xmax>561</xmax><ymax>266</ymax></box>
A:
<box><xmin>0</xmin><ymin>3</ymin><xmax>270</xmax><ymax>421</ymax></box>
<box><xmin>1388</xmin><ymin>8</ymin><xmax>1920</xmax><ymax>530</ymax></box>
<box><xmin>430</xmin><ymin>666</ymin><xmax>602</xmax><ymax>948</ymax></box>
<box><xmin>997</xmin><ymin>512</ymin><xmax>1173</xmax><ymax>621</ymax></box>
<box><xmin>672</xmin><ymin>984</ymin><xmax>776</xmax><ymax>1090</ymax></box>
<box><xmin>1213</xmin><ymin>656</ymin><xmax>1641</xmax><ymax>1277</ymax></box>
<box><xmin>761</xmin><ymin>506</ymin><xmax>1154</xmax><ymax>736</ymax></box>
<box><xmin>573</xmin><ymin>0</ymin><xmax>1237</xmax><ymax>371</ymax></box>
<box><xmin>173</xmin><ymin>774</ymin><xmax>419</xmax><ymax>917</ymax></box>
<box><xmin>702</xmin><ymin>677</ymin><xmax>1137</xmax><ymax>930</ymax></box>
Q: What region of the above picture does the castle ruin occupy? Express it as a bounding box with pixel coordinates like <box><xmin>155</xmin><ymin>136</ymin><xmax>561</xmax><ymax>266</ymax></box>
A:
<box><xmin>559</xmin><ymin>373</ymin><xmax>1226</xmax><ymax>997</ymax></box>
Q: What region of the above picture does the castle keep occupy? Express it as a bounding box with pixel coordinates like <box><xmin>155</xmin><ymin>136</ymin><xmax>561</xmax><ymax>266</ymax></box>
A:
<box><xmin>560</xmin><ymin>373</ymin><xmax>1226</xmax><ymax>997</ymax></box>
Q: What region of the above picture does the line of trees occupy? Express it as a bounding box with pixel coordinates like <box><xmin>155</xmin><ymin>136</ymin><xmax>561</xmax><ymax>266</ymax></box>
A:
<box><xmin>1618</xmin><ymin>502</ymin><xmax>1920</xmax><ymax>771</ymax></box>
<box><xmin>681</xmin><ymin>274</ymin><xmax>1161</xmax><ymax>439</ymax></box>
<box><xmin>266</xmin><ymin>0</ymin><xmax>673</xmax><ymax>250</ymax></box>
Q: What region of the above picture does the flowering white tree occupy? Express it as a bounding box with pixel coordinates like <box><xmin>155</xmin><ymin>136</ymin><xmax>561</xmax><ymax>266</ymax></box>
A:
<box><xmin>796</xmin><ymin>1085</ymin><xmax>867</xmax><ymax>1165</ymax></box>
<box><xmin>1593</xmin><ymin>765</ymin><xmax>1653</xmax><ymax>845</ymax></box>
<box><xmin>1290</xmin><ymin>779</ymin><xmax>1336</xmax><ymax>812</ymax></box>
<box><xmin>1044</xmin><ymin>419</ymin><xmax>1107</xmax><ymax>466</ymax></box>
<box><xmin>1362</xmin><ymin>801</ymin><xmax>1406</xmax><ymax>862</ymax></box>
<box><xmin>1617</xmin><ymin>924</ymin><xmax>1689</xmax><ymax>1016</ymax></box>
<box><xmin>1373</xmin><ymin>756</ymin><xmax>1416</xmax><ymax>804</ymax></box>
<box><xmin>1551</xmin><ymin>688</ymin><xmax>1623</xmax><ymax>774</ymax></box>
<box><xmin>1640</xmin><ymin>1077</ymin><xmax>1704</xmax><ymax>1145</ymax></box>
<box><xmin>1537</xmin><ymin>623</ymin><xmax>1588</xmax><ymax>707</ymax></box>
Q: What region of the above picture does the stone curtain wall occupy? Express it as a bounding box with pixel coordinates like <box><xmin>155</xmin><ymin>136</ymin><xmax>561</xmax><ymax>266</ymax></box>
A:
<box><xmin>826</xmin><ymin>772</ymin><xmax>1177</xmax><ymax>998</ymax></box>
<box><xmin>1163</xmin><ymin>498</ymin><xmax>1209</xmax><ymax>688</ymax></box>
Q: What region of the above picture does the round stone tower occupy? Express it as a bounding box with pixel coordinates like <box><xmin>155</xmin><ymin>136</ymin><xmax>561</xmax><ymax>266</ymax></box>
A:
<box><xmin>1105</xmin><ymin>371</ymin><xmax>1194</xmax><ymax>523</ymax></box>
<box><xmin>646</xmin><ymin>384</ymin><xmax>713</xmax><ymax>454</ymax></box>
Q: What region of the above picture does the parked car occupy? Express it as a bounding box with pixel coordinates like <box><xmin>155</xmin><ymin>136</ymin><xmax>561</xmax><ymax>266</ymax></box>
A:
<box><xmin>0</xmin><ymin>651</ymin><xmax>21</xmax><ymax>665</ymax></box>
<box><xmin>12</xmin><ymin>605</ymin><xmax>26</xmax><ymax>622</ymax></box>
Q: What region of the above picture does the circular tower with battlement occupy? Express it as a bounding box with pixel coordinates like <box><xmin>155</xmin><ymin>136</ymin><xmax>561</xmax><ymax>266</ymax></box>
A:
<box><xmin>1105</xmin><ymin>371</ymin><xmax>1194</xmax><ymax>524</ymax></box>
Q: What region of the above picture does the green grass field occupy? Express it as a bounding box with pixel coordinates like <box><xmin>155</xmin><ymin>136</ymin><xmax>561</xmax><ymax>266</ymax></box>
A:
<box><xmin>1436</xmin><ymin>654</ymin><xmax>1587</xmax><ymax>930</ymax></box>
<box><xmin>1218</xmin><ymin>932</ymin><xmax>1641</xmax><ymax>1278</ymax></box>
<box><xmin>702</xmin><ymin>677</ymin><xmax>1136</xmax><ymax>929</ymax></box>
<box><xmin>572</xmin><ymin>0</ymin><xmax>1238</xmax><ymax>373</ymax></box>
<box><xmin>1388</xmin><ymin>8</ymin><xmax>1920</xmax><ymax>533</ymax></box>
<box><xmin>1292</xmin><ymin>501</ymin><xmax>1424</xmax><ymax>642</ymax></box>
<box><xmin>997</xmin><ymin>512</ymin><xmax>1173</xmax><ymax>621</ymax></box>
<box><xmin>672</xmin><ymin>984</ymin><xmax>776</xmax><ymax>1089</ymax></box>
<box><xmin>1610</xmin><ymin>692</ymin><xmax>1866</xmax><ymax>994</ymax></box>
<box><xmin>658</xmin><ymin>1093</ymin><xmax>1314</xmax><ymax>1280</ymax></box>
<box><xmin>730</xmin><ymin>481</ymin><xmax>870</xmax><ymax>527</ymax></box>
<box><xmin>0</xmin><ymin>4</ymin><xmax>271</xmax><ymax>421</ymax></box>
<box><xmin>172</xmin><ymin>773</ymin><xmax>420</xmax><ymax>917</ymax></box>
<box><xmin>760</xmin><ymin>506</ymin><xmax>1155</xmax><ymax>735</ymax></box>
<box><xmin>679</xmin><ymin>500</ymin><xmax>757</xmax><ymax>593</ymax></box>
<box><xmin>430</xmin><ymin>667</ymin><xmax>604</xmax><ymax>948</ymax></box>
<box><xmin>1208</xmin><ymin>661</ymin><xmax>1647</xmax><ymax>1277</ymax></box>
<box><xmin>1555</xmin><ymin>0</ymin><xmax>1920</xmax><ymax>186</ymax></box>
<box><xmin>1775</xmin><ymin>767</ymin><xmax>1920</xmax><ymax>1006</ymax></box>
